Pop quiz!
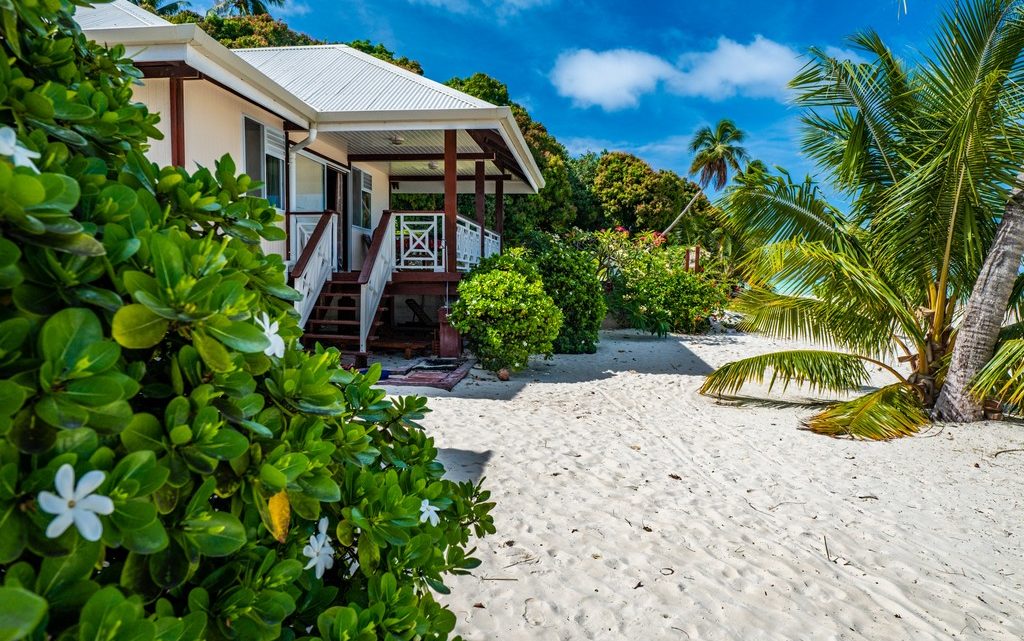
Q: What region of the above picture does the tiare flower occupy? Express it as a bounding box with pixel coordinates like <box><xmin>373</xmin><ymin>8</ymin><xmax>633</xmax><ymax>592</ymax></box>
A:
<box><xmin>419</xmin><ymin>499</ymin><xmax>440</xmax><ymax>527</ymax></box>
<box><xmin>38</xmin><ymin>464</ymin><xmax>114</xmax><ymax>542</ymax></box>
<box><xmin>0</xmin><ymin>127</ymin><xmax>40</xmax><ymax>172</ymax></box>
<box><xmin>255</xmin><ymin>312</ymin><xmax>286</xmax><ymax>358</ymax></box>
<box><xmin>302</xmin><ymin>517</ymin><xmax>335</xmax><ymax>579</ymax></box>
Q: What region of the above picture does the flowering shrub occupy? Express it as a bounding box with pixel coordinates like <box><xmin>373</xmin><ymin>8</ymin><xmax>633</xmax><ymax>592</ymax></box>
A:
<box><xmin>524</xmin><ymin>234</ymin><xmax>605</xmax><ymax>354</ymax></box>
<box><xmin>0</xmin><ymin>2</ymin><xmax>493</xmax><ymax>640</ymax></box>
<box><xmin>594</xmin><ymin>231</ymin><xmax>728</xmax><ymax>335</ymax></box>
<box><xmin>448</xmin><ymin>249</ymin><xmax>563</xmax><ymax>372</ymax></box>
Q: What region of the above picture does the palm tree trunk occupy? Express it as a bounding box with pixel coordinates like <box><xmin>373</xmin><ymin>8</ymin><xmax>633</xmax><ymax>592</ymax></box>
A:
<box><xmin>662</xmin><ymin>188</ymin><xmax>704</xmax><ymax>236</ymax></box>
<box><xmin>933</xmin><ymin>182</ymin><xmax>1024</xmax><ymax>422</ymax></box>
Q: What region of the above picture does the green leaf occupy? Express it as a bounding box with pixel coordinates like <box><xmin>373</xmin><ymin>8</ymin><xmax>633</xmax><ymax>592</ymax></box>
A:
<box><xmin>111</xmin><ymin>499</ymin><xmax>158</xmax><ymax>532</ymax></box>
<box><xmin>182</xmin><ymin>512</ymin><xmax>246</xmax><ymax>557</ymax></box>
<box><xmin>193</xmin><ymin>332</ymin><xmax>232</xmax><ymax>373</ymax></box>
<box><xmin>0</xmin><ymin>587</ymin><xmax>47</xmax><ymax>641</ymax></box>
<box><xmin>197</xmin><ymin>429</ymin><xmax>248</xmax><ymax>460</ymax></box>
<box><xmin>121</xmin><ymin>519</ymin><xmax>169</xmax><ymax>555</ymax></box>
<box><xmin>112</xmin><ymin>304</ymin><xmax>169</xmax><ymax>349</ymax></box>
<box><xmin>121</xmin><ymin>413</ymin><xmax>165</xmax><ymax>453</ymax></box>
<box><xmin>40</xmin><ymin>308</ymin><xmax>102</xmax><ymax>374</ymax></box>
<box><xmin>206</xmin><ymin>321</ymin><xmax>270</xmax><ymax>354</ymax></box>
<box><xmin>27</xmin><ymin>173</ymin><xmax>79</xmax><ymax>213</ymax></box>
<box><xmin>149</xmin><ymin>234</ymin><xmax>184</xmax><ymax>291</ymax></box>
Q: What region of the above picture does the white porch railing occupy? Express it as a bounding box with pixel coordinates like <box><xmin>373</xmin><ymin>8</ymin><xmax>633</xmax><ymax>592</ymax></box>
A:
<box><xmin>484</xmin><ymin>229</ymin><xmax>501</xmax><ymax>259</ymax></box>
<box><xmin>394</xmin><ymin>212</ymin><xmax>445</xmax><ymax>271</ymax></box>
<box><xmin>290</xmin><ymin>212</ymin><xmax>337</xmax><ymax>327</ymax></box>
<box><xmin>359</xmin><ymin>212</ymin><xmax>395</xmax><ymax>354</ymax></box>
<box><xmin>388</xmin><ymin>211</ymin><xmax>500</xmax><ymax>274</ymax></box>
<box><xmin>456</xmin><ymin>216</ymin><xmax>482</xmax><ymax>271</ymax></box>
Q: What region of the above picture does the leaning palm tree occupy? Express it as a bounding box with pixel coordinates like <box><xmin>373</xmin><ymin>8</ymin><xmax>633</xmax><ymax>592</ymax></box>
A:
<box><xmin>213</xmin><ymin>0</ymin><xmax>284</xmax><ymax>16</ymax></box>
<box><xmin>663</xmin><ymin>119</ymin><xmax>749</xmax><ymax>235</ymax></box>
<box><xmin>701</xmin><ymin>0</ymin><xmax>1024</xmax><ymax>439</ymax></box>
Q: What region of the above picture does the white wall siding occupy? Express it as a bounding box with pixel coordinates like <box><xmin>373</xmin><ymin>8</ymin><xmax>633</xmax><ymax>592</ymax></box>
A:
<box><xmin>132</xmin><ymin>78</ymin><xmax>172</xmax><ymax>167</ymax></box>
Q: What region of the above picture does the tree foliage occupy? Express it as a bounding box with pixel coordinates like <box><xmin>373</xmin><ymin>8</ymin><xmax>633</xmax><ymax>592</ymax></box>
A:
<box><xmin>0</xmin><ymin>2</ymin><xmax>493</xmax><ymax>639</ymax></box>
<box><xmin>592</xmin><ymin>151</ymin><xmax>713</xmax><ymax>232</ymax></box>
<box><xmin>161</xmin><ymin>10</ymin><xmax>425</xmax><ymax>74</ymax></box>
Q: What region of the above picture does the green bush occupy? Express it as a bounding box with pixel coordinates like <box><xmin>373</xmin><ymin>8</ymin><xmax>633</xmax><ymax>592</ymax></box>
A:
<box><xmin>0</xmin><ymin>2</ymin><xmax>494</xmax><ymax>640</ymax></box>
<box><xmin>596</xmin><ymin>230</ymin><xmax>728</xmax><ymax>336</ymax></box>
<box><xmin>448</xmin><ymin>249</ymin><xmax>563</xmax><ymax>372</ymax></box>
<box><xmin>525</xmin><ymin>234</ymin><xmax>605</xmax><ymax>354</ymax></box>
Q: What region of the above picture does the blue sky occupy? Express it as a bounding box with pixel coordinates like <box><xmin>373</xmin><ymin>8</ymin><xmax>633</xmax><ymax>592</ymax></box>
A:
<box><xmin>250</xmin><ymin>0</ymin><xmax>938</xmax><ymax>187</ymax></box>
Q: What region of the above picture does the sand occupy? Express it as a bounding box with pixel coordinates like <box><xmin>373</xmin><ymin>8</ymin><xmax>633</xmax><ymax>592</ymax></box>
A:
<box><xmin>383</xmin><ymin>330</ymin><xmax>1024</xmax><ymax>641</ymax></box>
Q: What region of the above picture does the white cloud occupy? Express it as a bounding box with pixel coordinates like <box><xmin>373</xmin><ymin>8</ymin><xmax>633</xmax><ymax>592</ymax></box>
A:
<box><xmin>275</xmin><ymin>2</ymin><xmax>311</xmax><ymax>17</ymax></box>
<box><xmin>550</xmin><ymin>49</ymin><xmax>682</xmax><ymax>110</ymax></box>
<box><xmin>671</xmin><ymin>35</ymin><xmax>802</xmax><ymax>101</ymax></box>
<box><xmin>551</xmin><ymin>35</ymin><xmax>811</xmax><ymax>110</ymax></box>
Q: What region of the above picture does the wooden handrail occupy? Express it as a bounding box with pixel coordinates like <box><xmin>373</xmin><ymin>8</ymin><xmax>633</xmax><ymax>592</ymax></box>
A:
<box><xmin>289</xmin><ymin>211</ymin><xmax>336</xmax><ymax>281</ymax></box>
<box><xmin>358</xmin><ymin>210</ymin><xmax>395</xmax><ymax>284</ymax></box>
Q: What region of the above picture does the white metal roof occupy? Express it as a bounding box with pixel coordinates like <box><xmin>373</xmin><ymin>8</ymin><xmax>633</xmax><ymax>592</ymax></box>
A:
<box><xmin>235</xmin><ymin>45</ymin><xmax>495</xmax><ymax>113</ymax></box>
<box><xmin>75</xmin><ymin>1</ymin><xmax>172</xmax><ymax>29</ymax></box>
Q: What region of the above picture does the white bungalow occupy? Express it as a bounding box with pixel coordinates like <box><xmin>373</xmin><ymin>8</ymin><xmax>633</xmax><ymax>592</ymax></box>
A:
<box><xmin>76</xmin><ymin>0</ymin><xmax>544</xmax><ymax>361</ymax></box>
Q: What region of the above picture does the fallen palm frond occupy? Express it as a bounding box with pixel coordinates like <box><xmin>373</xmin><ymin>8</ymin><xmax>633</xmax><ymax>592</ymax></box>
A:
<box><xmin>803</xmin><ymin>384</ymin><xmax>929</xmax><ymax>440</ymax></box>
<box><xmin>700</xmin><ymin>350</ymin><xmax>871</xmax><ymax>397</ymax></box>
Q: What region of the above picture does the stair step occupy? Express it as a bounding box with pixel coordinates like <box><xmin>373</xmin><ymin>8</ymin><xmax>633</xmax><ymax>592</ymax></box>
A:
<box><xmin>307</xmin><ymin>319</ymin><xmax>384</xmax><ymax>327</ymax></box>
<box><xmin>302</xmin><ymin>334</ymin><xmax>380</xmax><ymax>344</ymax></box>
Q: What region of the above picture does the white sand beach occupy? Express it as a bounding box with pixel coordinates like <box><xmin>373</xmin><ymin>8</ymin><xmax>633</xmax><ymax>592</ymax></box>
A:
<box><xmin>387</xmin><ymin>330</ymin><xmax>1024</xmax><ymax>641</ymax></box>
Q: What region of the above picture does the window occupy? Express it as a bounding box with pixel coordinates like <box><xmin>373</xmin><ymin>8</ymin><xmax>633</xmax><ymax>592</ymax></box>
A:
<box><xmin>242</xmin><ymin>117</ymin><xmax>285</xmax><ymax>209</ymax></box>
<box><xmin>360</xmin><ymin>191</ymin><xmax>372</xmax><ymax>228</ymax></box>
<box><xmin>295</xmin><ymin>154</ymin><xmax>326</xmax><ymax>212</ymax></box>
<box><xmin>356</xmin><ymin>170</ymin><xmax>373</xmax><ymax>228</ymax></box>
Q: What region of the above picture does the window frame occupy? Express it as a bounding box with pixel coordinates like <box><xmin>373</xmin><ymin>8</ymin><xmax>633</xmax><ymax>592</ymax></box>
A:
<box><xmin>241</xmin><ymin>116</ymin><xmax>286</xmax><ymax>210</ymax></box>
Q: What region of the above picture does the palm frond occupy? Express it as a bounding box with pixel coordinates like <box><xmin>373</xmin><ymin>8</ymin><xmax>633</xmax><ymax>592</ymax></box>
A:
<box><xmin>700</xmin><ymin>350</ymin><xmax>871</xmax><ymax>398</ymax></box>
<box><xmin>732</xmin><ymin>288</ymin><xmax>898</xmax><ymax>359</ymax></box>
<box><xmin>804</xmin><ymin>384</ymin><xmax>928</xmax><ymax>440</ymax></box>
<box><xmin>970</xmin><ymin>338</ymin><xmax>1024</xmax><ymax>408</ymax></box>
<box><xmin>721</xmin><ymin>171</ymin><xmax>844</xmax><ymax>245</ymax></box>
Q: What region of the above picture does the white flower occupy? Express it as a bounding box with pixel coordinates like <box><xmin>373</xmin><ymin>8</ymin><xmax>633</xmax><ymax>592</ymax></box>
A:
<box><xmin>37</xmin><ymin>464</ymin><xmax>114</xmax><ymax>542</ymax></box>
<box><xmin>255</xmin><ymin>312</ymin><xmax>286</xmax><ymax>358</ymax></box>
<box><xmin>0</xmin><ymin>126</ymin><xmax>40</xmax><ymax>172</ymax></box>
<box><xmin>302</xmin><ymin>517</ymin><xmax>335</xmax><ymax>579</ymax></box>
<box><xmin>419</xmin><ymin>499</ymin><xmax>440</xmax><ymax>527</ymax></box>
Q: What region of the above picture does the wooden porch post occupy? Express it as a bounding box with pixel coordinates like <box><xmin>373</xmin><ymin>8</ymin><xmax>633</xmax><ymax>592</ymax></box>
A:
<box><xmin>169</xmin><ymin>77</ymin><xmax>185</xmax><ymax>167</ymax></box>
<box><xmin>495</xmin><ymin>177</ymin><xmax>504</xmax><ymax>250</ymax></box>
<box><xmin>475</xmin><ymin>160</ymin><xmax>486</xmax><ymax>259</ymax></box>
<box><xmin>444</xmin><ymin>130</ymin><xmax>458</xmax><ymax>273</ymax></box>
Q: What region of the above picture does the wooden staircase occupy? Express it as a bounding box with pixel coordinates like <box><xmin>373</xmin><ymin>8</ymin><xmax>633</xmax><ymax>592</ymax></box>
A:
<box><xmin>300</xmin><ymin>272</ymin><xmax>389</xmax><ymax>354</ymax></box>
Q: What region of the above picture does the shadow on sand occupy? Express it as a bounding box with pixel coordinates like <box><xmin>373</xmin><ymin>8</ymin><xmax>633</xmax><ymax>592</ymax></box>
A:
<box><xmin>436</xmin><ymin>448</ymin><xmax>492</xmax><ymax>484</ymax></box>
<box><xmin>388</xmin><ymin>329</ymin><xmax>721</xmax><ymax>401</ymax></box>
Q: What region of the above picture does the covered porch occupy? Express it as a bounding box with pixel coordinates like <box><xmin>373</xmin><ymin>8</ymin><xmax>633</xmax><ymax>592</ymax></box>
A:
<box><xmin>289</xmin><ymin>123</ymin><xmax>542</xmax><ymax>359</ymax></box>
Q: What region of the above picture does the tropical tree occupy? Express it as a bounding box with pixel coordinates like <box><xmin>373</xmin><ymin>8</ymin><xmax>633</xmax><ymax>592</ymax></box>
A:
<box><xmin>702</xmin><ymin>0</ymin><xmax>1024</xmax><ymax>439</ymax></box>
<box><xmin>213</xmin><ymin>0</ymin><xmax>284</xmax><ymax>16</ymax></box>
<box><xmin>129</xmin><ymin>0</ymin><xmax>192</xmax><ymax>15</ymax></box>
<box><xmin>663</xmin><ymin>119</ymin><xmax>749</xmax><ymax>235</ymax></box>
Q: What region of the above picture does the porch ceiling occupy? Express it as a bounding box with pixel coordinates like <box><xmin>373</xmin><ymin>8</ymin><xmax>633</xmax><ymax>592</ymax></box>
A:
<box><xmin>322</xmin><ymin>129</ymin><xmax>536</xmax><ymax>195</ymax></box>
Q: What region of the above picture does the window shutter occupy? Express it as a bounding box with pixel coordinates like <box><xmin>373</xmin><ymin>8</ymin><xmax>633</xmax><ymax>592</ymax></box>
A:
<box><xmin>361</xmin><ymin>171</ymin><xmax>373</xmax><ymax>192</ymax></box>
<box><xmin>265</xmin><ymin>127</ymin><xmax>286</xmax><ymax>160</ymax></box>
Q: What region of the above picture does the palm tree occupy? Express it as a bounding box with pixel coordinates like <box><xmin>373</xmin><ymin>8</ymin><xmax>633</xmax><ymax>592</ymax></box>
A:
<box><xmin>662</xmin><ymin>119</ymin><xmax>749</xmax><ymax>235</ymax></box>
<box><xmin>701</xmin><ymin>0</ymin><xmax>1024</xmax><ymax>439</ymax></box>
<box><xmin>129</xmin><ymin>0</ymin><xmax>192</xmax><ymax>16</ymax></box>
<box><xmin>213</xmin><ymin>0</ymin><xmax>284</xmax><ymax>16</ymax></box>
